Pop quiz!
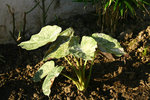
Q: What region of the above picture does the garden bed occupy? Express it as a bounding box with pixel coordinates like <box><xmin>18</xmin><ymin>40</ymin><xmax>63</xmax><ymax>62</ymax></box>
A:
<box><xmin>0</xmin><ymin>12</ymin><xmax>150</xmax><ymax>100</ymax></box>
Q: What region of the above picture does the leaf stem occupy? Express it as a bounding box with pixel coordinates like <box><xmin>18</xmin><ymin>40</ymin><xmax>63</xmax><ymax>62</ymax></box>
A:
<box><xmin>73</xmin><ymin>56</ymin><xmax>83</xmax><ymax>84</ymax></box>
<box><xmin>85</xmin><ymin>51</ymin><xmax>97</xmax><ymax>89</ymax></box>
<box><xmin>86</xmin><ymin>60</ymin><xmax>94</xmax><ymax>89</ymax></box>
<box><xmin>64</xmin><ymin>56</ymin><xmax>81</xmax><ymax>82</ymax></box>
<box><xmin>80</xmin><ymin>58</ymin><xmax>83</xmax><ymax>66</ymax></box>
<box><xmin>83</xmin><ymin>60</ymin><xmax>87</xmax><ymax>80</ymax></box>
<box><xmin>61</xmin><ymin>73</ymin><xmax>77</xmax><ymax>82</ymax></box>
<box><xmin>64</xmin><ymin>56</ymin><xmax>72</xmax><ymax>66</ymax></box>
<box><xmin>73</xmin><ymin>56</ymin><xmax>80</xmax><ymax>67</ymax></box>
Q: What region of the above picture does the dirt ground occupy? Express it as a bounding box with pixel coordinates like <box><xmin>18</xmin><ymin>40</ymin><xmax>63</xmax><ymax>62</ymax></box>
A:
<box><xmin>0</xmin><ymin>12</ymin><xmax>150</xmax><ymax>100</ymax></box>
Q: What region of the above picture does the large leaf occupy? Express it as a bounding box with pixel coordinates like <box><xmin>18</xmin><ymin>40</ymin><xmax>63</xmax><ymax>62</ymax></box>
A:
<box><xmin>32</xmin><ymin>61</ymin><xmax>55</xmax><ymax>82</ymax></box>
<box><xmin>59</xmin><ymin>27</ymin><xmax>74</xmax><ymax>37</ymax></box>
<box><xmin>70</xmin><ymin>36</ymin><xmax>97</xmax><ymax>60</ymax></box>
<box><xmin>69</xmin><ymin>36</ymin><xmax>80</xmax><ymax>48</ymax></box>
<box><xmin>92</xmin><ymin>33</ymin><xmax>126</xmax><ymax>56</ymax></box>
<box><xmin>43</xmin><ymin>28</ymin><xmax>76</xmax><ymax>61</ymax></box>
<box><xmin>18</xmin><ymin>25</ymin><xmax>62</xmax><ymax>50</ymax></box>
<box><xmin>42</xmin><ymin>66</ymin><xmax>64</xmax><ymax>97</ymax></box>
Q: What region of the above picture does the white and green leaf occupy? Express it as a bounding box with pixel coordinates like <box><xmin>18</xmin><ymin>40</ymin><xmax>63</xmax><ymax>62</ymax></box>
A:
<box><xmin>43</xmin><ymin>28</ymin><xmax>76</xmax><ymax>60</ymax></box>
<box><xmin>42</xmin><ymin>66</ymin><xmax>64</xmax><ymax>97</ymax></box>
<box><xmin>70</xmin><ymin>36</ymin><xmax>97</xmax><ymax>60</ymax></box>
<box><xmin>59</xmin><ymin>27</ymin><xmax>74</xmax><ymax>37</ymax></box>
<box><xmin>18</xmin><ymin>25</ymin><xmax>62</xmax><ymax>50</ymax></box>
<box><xmin>80</xmin><ymin>36</ymin><xmax>97</xmax><ymax>60</ymax></box>
<box><xmin>92</xmin><ymin>33</ymin><xmax>126</xmax><ymax>56</ymax></box>
<box><xmin>32</xmin><ymin>61</ymin><xmax>55</xmax><ymax>82</ymax></box>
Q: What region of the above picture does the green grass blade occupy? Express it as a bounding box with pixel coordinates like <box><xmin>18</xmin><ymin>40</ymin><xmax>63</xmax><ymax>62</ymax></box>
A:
<box><xmin>119</xmin><ymin>1</ymin><xmax>124</xmax><ymax>16</ymax></box>
<box><xmin>104</xmin><ymin>1</ymin><xmax>109</xmax><ymax>12</ymax></box>
<box><xmin>143</xmin><ymin>1</ymin><xmax>150</xmax><ymax>6</ymax></box>
<box><xmin>113</xmin><ymin>0</ymin><xmax>119</xmax><ymax>11</ymax></box>
<box><xmin>124</xmin><ymin>0</ymin><xmax>135</xmax><ymax>16</ymax></box>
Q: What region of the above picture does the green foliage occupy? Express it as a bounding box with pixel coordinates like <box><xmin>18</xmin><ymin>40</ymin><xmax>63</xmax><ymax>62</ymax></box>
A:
<box><xmin>74</xmin><ymin>0</ymin><xmax>150</xmax><ymax>33</ymax></box>
<box><xmin>103</xmin><ymin>0</ymin><xmax>150</xmax><ymax>16</ymax></box>
<box><xmin>19</xmin><ymin>25</ymin><xmax>125</xmax><ymax>97</ymax></box>
<box><xmin>102</xmin><ymin>0</ymin><xmax>150</xmax><ymax>33</ymax></box>
<box><xmin>74</xmin><ymin>0</ymin><xmax>150</xmax><ymax>16</ymax></box>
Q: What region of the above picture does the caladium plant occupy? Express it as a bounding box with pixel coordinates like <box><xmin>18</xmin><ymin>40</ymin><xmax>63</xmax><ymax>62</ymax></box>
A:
<box><xmin>18</xmin><ymin>25</ymin><xmax>126</xmax><ymax>97</ymax></box>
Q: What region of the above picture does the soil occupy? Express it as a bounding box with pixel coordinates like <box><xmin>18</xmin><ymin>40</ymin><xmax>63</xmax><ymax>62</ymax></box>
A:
<box><xmin>0</xmin><ymin>12</ymin><xmax>150</xmax><ymax>100</ymax></box>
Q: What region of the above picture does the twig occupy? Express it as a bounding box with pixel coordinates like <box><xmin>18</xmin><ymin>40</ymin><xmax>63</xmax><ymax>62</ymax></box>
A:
<box><xmin>6</xmin><ymin>4</ymin><xmax>18</xmax><ymax>43</ymax></box>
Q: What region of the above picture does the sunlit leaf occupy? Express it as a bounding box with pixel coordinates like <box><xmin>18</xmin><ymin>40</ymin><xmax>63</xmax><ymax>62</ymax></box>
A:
<box><xmin>70</xmin><ymin>36</ymin><xmax>97</xmax><ymax>60</ymax></box>
<box><xmin>43</xmin><ymin>28</ymin><xmax>76</xmax><ymax>61</ymax></box>
<box><xmin>32</xmin><ymin>61</ymin><xmax>55</xmax><ymax>82</ymax></box>
<box><xmin>80</xmin><ymin>36</ymin><xmax>97</xmax><ymax>60</ymax></box>
<box><xmin>18</xmin><ymin>25</ymin><xmax>61</xmax><ymax>50</ymax></box>
<box><xmin>42</xmin><ymin>66</ymin><xmax>64</xmax><ymax>97</ymax></box>
<box><xmin>92</xmin><ymin>33</ymin><xmax>126</xmax><ymax>56</ymax></box>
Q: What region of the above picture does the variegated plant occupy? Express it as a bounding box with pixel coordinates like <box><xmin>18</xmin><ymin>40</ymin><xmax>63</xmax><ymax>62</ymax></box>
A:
<box><xmin>19</xmin><ymin>25</ymin><xmax>126</xmax><ymax>97</ymax></box>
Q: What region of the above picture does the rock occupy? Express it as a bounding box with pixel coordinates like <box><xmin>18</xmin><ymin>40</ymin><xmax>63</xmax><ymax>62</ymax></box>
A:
<box><xmin>64</xmin><ymin>86</ymin><xmax>71</xmax><ymax>94</ymax></box>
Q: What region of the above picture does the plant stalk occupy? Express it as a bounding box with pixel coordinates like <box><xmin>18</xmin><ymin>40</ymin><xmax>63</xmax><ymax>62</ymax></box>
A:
<box><xmin>83</xmin><ymin>60</ymin><xmax>87</xmax><ymax>80</ymax></box>
<box><xmin>85</xmin><ymin>60</ymin><xmax>94</xmax><ymax>89</ymax></box>
<box><xmin>85</xmin><ymin>51</ymin><xmax>97</xmax><ymax>89</ymax></box>
<box><xmin>42</xmin><ymin>0</ymin><xmax>46</xmax><ymax>26</ymax></box>
<box><xmin>64</xmin><ymin>56</ymin><xmax>81</xmax><ymax>82</ymax></box>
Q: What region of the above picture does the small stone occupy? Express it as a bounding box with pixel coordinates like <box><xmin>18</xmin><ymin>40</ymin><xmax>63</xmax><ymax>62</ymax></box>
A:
<box><xmin>15</xmin><ymin>68</ymin><xmax>20</xmax><ymax>73</ymax></box>
<box><xmin>91</xmin><ymin>91</ymin><xmax>96</xmax><ymax>95</ymax></box>
<box><xmin>75</xmin><ymin>96</ymin><xmax>83</xmax><ymax>100</ymax></box>
<box><xmin>64</xmin><ymin>86</ymin><xmax>71</xmax><ymax>93</ymax></box>
<box><xmin>33</xmin><ymin>93</ymin><xmax>39</xmax><ymax>99</ymax></box>
<box><xmin>67</xmin><ymin>97</ymin><xmax>70</xmax><ymax>100</ymax></box>
<box><xmin>57</xmin><ymin>95</ymin><xmax>62</xmax><ymax>99</ymax></box>
<box><xmin>70</xmin><ymin>91</ymin><xmax>74</xmax><ymax>97</ymax></box>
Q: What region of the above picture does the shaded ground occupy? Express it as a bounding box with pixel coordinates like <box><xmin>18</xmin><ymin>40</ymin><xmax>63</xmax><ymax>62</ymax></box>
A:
<box><xmin>0</xmin><ymin>12</ymin><xmax>150</xmax><ymax>100</ymax></box>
